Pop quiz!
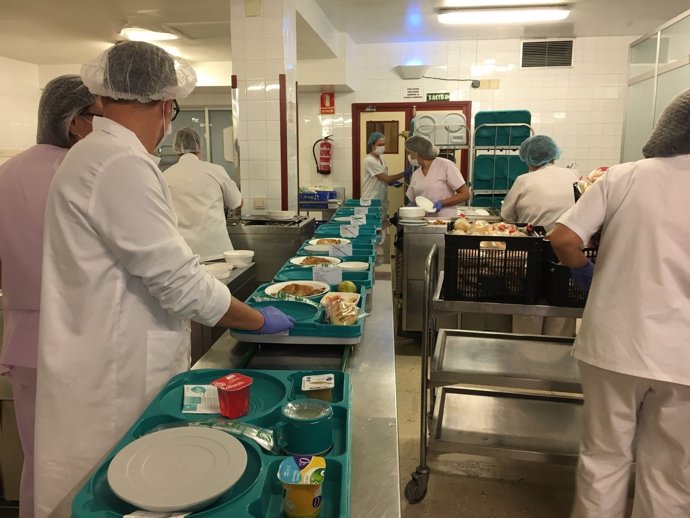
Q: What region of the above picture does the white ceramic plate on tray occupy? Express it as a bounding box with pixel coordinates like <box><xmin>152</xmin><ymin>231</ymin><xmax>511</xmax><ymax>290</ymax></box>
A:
<box><xmin>308</xmin><ymin>238</ymin><xmax>351</xmax><ymax>246</ymax></box>
<box><xmin>303</xmin><ymin>244</ymin><xmax>331</xmax><ymax>253</ymax></box>
<box><xmin>107</xmin><ymin>427</ymin><xmax>247</xmax><ymax>512</ymax></box>
<box><xmin>415</xmin><ymin>196</ymin><xmax>435</xmax><ymax>213</ymax></box>
<box><xmin>338</xmin><ymin>261</ymin><xmax>369</xmax><ymax>272</ymax></box>
<box><xmin>263</xmin><ymin>281</ymin><xmax>330</xmax><ymax>299</ymax></box>
<box><xmin>289</xmin><ymin>256</ymin><xmax>341</xmax><ymax>267</ymax></box>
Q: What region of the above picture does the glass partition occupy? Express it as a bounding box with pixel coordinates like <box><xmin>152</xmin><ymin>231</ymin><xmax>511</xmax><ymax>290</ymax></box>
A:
<box><xmin>622</xmin><ymin>79</ymin><xmax>655</xmax><ymax>162</ymax></box>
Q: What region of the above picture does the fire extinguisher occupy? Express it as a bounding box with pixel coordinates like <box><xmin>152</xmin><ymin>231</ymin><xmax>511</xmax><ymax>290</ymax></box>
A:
<box><xmin>313</xmin><ymin>135</ymin><xmax>333</xmax><ymax>175</ymax></box>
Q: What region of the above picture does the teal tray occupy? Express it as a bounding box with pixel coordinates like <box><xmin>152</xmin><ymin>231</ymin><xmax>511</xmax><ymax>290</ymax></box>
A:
<box><xmin>72</xmin><ymin>368</ymin><xmax>351</xmax><ymax>518</ymax></box>
<box><xmin>298</xmin><ymin>241</ymin><xmax>376</xmax><ymax>258</ymax></box>
<box><xmin>231</xmin><ymin>284</ymin><xmax>367</xmax><ymax>343</ymax></box>
<box><xmin>274</xmin><ymin>265</ymin><xmax>374</xmax><ymax>289</ymax></box>
<box><xmin>343</xmin><ymin>198</ymin><xmax>382</xmax><ymax>207</ymax></box>
<box><xmin>334</xmin><ymin>207</ymin><xmax>383</xmax><ymax>218</ymax></box>
<box><xmin>315</xmin><ymin>224</ymin><xmax>377</xmax><ymax>240</ymax></box>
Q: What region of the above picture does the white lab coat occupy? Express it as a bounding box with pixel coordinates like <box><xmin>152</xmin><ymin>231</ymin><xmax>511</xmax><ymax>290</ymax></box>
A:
<box><xmin>558</xmin><ymin>155</ymin><xmax>690</xmax><ymax>516</ymax></box>
<box><xmin>500</xmin><ymin>163</ymin><xmax>579</xmax><ymax>231</ymax></box>
<box><xmin>164</xmin><ymin>154</ymin><xmax>242</xmax><ymax>261</ymax></box>
<box><xmin>34</xmin><ymin>117</ymin><xmax>232</xmax><ymax>518</ymax></box>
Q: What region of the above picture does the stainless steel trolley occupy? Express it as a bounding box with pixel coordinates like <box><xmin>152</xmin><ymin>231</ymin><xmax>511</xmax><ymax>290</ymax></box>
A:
<box><xmin>404</xmin><ymin>244</ymin><xmax>585</xmax><ymax>503</ymax></box>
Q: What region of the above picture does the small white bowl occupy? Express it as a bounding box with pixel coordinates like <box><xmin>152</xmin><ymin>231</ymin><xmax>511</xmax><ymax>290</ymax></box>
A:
<box><xmin>223</xmin><ymin>250</ymin><xmax>254</xmax><ymax>266</ymax></box>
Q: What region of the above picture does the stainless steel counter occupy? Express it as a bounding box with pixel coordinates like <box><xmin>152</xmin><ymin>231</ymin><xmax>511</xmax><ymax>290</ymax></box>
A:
<box><xmin>193</xmin><ymin>280</ymin><xmax>402</xmax><ymax>518</ymax></box>
<box><xmin>227</xmin><ymin>217</ymin><xmax>316</xmax><ymax>283</ymax></box>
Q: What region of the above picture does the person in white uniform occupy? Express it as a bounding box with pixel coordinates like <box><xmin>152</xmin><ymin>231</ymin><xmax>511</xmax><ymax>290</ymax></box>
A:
<box><xmin>361</xmin><ymin>131</ymin><xmax>408</xmax><ymax>204</ymax></box>
<box><xmin>549</xmin><ymin>88</ymin><xmax>690</xmax><ymax>518</ymax></box>
<box><xmin>165</xmin><ymin>127</ymin><xmax>242</xmax><ymax>261</ymax></box>
<box><xmin>502</xmin><ymin>135</ymin><xmax>579</xmax><ymax>336</ymax></box>
<box><xmin>34</xmin><ymin>42</ymin><xmax>294</xmax><ymax>518</ymax></box>
<box><xmin>404</xmin><ymin>135</ymin><xmax>469</xmax><ymax>218</ymax></box>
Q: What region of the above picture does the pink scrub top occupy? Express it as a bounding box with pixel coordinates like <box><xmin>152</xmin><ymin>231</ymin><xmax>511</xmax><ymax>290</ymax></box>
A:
<box><xmin>0</xmin><ymin>145</ymin><xmax>67</xmax><ymax>370</ymax></box>
<box><xmin>405</xmin><ymin>157</ymin><xmax>466</xmax><ymax>218</ymax></box>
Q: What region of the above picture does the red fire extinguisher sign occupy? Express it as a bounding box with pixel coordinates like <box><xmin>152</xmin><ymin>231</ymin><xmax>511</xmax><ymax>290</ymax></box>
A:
<box><xmin>320</xmin><ymin>92</ymin><xmax>335</xmax><ymax>114</ymax></box>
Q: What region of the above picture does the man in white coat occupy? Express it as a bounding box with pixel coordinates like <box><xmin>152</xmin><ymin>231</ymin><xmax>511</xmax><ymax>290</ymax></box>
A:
<box><xmin>165</xmin><ymin>127</ymin><xmax>243</xmax><ymax>261</ymax></box>
<box><xmin>34</xmin><ymin>42</ymin><xmax>294</xmax><ymax>518</ymax></box>
<box><xmin>550</xmin><ymin>88</ymin><xmax>690</xmax><ymax>517</ymax></box>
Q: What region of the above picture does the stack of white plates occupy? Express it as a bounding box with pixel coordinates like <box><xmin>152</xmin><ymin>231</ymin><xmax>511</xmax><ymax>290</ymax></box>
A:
<box><xmin>204</xmin><ymin>263</ymin><xmax>234</xmax><ymax>280</ymax></box>
<box><xmin>398</xmin><ymin>219</ymin><xmax>427</xmax><ymax>226</ymax></box>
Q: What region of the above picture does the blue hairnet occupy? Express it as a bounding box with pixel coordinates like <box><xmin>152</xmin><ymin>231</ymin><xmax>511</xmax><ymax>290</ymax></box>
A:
<box><xmin>367</xmin><ymin>131</ymin><xmax>385</xmax><ymax>152</ymax></box>
<box><xmin>519</xmin><ymin>135</ymin><xmax>561</xmax><ymax>167</ymax></box>
<box><xmin>405</xmin><ymin>135</ymin><xmax>439</xmax><ymax>160</ymax></box>
<box><xmin>173</xmin><ymin>127</ymin><xmax>201</xmax><ymax>154</ymax></box>
<box><xmin>36</xmin><ymin>75</ymin><xmax>96</xmax><ymax>148</ymax></box>
<box><xmin>643</xmin><ymin>89</ymin><xmax>690</xmax><ymax>158</ymax></box>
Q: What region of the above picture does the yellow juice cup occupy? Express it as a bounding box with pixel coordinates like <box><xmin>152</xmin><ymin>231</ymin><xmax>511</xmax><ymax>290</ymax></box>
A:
<box><xmin>278</xmin><ymin>456</ymin><xmax>326</xmax><ymax>518</ymax></box>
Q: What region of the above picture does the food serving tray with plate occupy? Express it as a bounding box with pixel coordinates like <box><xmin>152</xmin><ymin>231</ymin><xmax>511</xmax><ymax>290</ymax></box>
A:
<box><xmin>229</xmin><ymin>283</ymin><xmax>368</xmax><ymax>344</ymax></box>
<box><xmin>72</xmin><ymin>368</ymin><xmax>352</xmax><ymax>518</ymax></box>
<box><xmin>273</xmin><ymin>263</ymin><xmax>374</xmax><ymax>290</ymax></box>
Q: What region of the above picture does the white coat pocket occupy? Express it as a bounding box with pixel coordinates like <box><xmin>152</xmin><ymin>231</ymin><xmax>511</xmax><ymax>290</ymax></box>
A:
<box><xmin>145</xmin><ymin>329</ymin><xmax>191</xmax><ymax>400</ymax></box>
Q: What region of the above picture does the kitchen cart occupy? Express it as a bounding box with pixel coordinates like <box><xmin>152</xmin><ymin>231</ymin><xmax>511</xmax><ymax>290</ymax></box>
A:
<box><xmin>404</xmin><ymin>245</ymin><xmax>585</xmax><ymax>503</ymax></box>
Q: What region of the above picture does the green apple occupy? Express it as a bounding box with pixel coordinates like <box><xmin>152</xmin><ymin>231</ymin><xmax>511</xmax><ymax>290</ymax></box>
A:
<box><xmin>337</xmin><ymin>281</ymin><xmax>357</xmax><ymax>293</ymax></box>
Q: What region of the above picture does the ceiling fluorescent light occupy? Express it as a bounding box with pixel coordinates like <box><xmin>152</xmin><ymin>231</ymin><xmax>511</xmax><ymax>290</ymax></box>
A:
<box><xmin>438</xmin><ymin>6</ymin><xmax>570</xmax><ymax>24</ymax></box>
<box><xmin>444</xmin><ymin>0</ymin><xmax>565</xmax><ymax>6</ymax></box>
<box><xmin>120</xmin><ymin>27</ymin><xmax>178</xmax><ymax>42</ymax></box>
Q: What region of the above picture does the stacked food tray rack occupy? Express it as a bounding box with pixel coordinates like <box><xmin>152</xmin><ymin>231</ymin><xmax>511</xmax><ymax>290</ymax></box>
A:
<box><xmin>72</xmin><ymin>368</ymin><xmax>352</xmax><ymax>518</ymax></box>
<box><xmin>228</xmin><ymin>200</ymin><xmax>381</xmax><ymax>346</ymax></box>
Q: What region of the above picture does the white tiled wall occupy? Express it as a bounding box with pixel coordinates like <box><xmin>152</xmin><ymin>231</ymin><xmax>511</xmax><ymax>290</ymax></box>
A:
<box><xmin>298</xmin><ymin>35</ymin><xmax>636</xmax><ymax>196</ymax></box>
<box><xmin>0</xmin><ymin>56</ymin><xmax>41</xmax><ymax>164</ymax></box>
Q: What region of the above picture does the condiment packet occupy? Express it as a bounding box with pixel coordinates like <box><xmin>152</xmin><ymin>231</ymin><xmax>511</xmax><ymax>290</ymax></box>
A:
<box><xmin>182</xmin><ymin>385</ymin><xmax>220</xmax><ymax>414</ymax></box>
<box><xmin>301</xmin><ymin>374</ymin><xmax>335</xmax><ymax>392</ymax></box>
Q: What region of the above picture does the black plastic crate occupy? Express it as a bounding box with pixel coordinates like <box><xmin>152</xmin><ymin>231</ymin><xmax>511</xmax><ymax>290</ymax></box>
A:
<box><xmin>542</xmin><ymin>244</ymin><xmax>597</xmax><ymax>307</ymax></box>
<box><xmin>442</xmin><ymin>228</ymin><xmax>545</xmax><ymax>303</ymax></box>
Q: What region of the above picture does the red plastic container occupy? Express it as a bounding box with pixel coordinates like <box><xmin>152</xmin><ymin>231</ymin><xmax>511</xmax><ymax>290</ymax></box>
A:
<box><xmin>211</xmin><ymin>373</ymin><xmax>253</xmax><ymax>418</ymax></box>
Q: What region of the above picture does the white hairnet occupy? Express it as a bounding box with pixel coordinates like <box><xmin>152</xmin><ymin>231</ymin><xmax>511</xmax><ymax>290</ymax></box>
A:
<box><xmin>173</xmin><ymin>127</ymin><xmax>201</xmax><ymax>154</ymax></box>
<box><xmin>405</xmin><ymin>135</ymin><xmax>439</xmax><ymax>160</ymax></box>
<box><xmin>37</xmin><ymin>75</ymin><xmax>96</xmax><ymax>148</ymax></box>
<box><xmin>643</xmin><ymin>89</ymin><xmax>690</xmax><ymax>158</ymax></box>
<box><xmin>80</xmin><ymin>41</ymin><xmax>196</xmax><ymax>103</ymax></box>
<box><xmin>519</xmin><ymin>135</ymin><xmax>561</xmax><ymax>167</ymax></box>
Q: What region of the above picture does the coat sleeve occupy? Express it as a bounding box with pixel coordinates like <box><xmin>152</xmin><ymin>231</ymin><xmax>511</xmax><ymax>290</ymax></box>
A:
<box><xmin>212</xmin><ymin>167</ymin><xmax>242</xmax><ymax>210</ymax></box>
<box><xmin>500</xmin><ymin>177</ymin><xmax>522</xmax><ymax>223</ymax></box>
<box><xmin>88</xmin><ymin>155</ymin><xmax>231</xmax><ymax>326</ymax></box>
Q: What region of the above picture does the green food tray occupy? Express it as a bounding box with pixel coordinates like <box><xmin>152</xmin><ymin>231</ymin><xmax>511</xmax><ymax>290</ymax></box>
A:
<box><xmin>297</xmin><ymin>241</ymin><xmax>376</xmax><ymax>258</ymax></box>
<box><xmin>72</xmin><ymin>368</ymin><xmax>351</xmax><ymax>518</ymax></box>
<box><xmin>315</xmin><ymin>224</ymin><xmax>377</xmax><ymax>240</ymax></box>
<box><xmin>343</xmin><ymin>198</ymin><xmax>382</xmax><ymax>207</ymax></box>
<box><xmin>230</xmin><ymin>283</ymin><xmax>366</xmax><ymax>343</ymax></box>
<box><xmin>274</xmin><ymin>265</ymin><xmax>374</xmax><ymax>289</ymax></box>
<box><xmin>334</xmin><ymin>207</ymin><xmax>383</xmax><ymax>218</ymax></box>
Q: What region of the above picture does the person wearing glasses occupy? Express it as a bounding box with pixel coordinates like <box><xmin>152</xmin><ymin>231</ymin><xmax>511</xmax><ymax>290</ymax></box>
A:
<box><xmin>33</xmin><ymin>42</ymin><xmax>294</xmax><ymax>518</ymax></box>
<box><xmin>165</xmin><ymin>127</ymin><xmax>243</xmax><ymax>261</ymax></box>
<box><xmin>0</xmin><ymin>75</ymin><xmax>100</xmax><ymax>518</ymax></box>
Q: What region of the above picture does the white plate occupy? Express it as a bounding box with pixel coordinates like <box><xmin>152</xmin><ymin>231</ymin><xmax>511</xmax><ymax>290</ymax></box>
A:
<box><xmin>264</xmin><ymin>281</ymin><xmax>331</xmax><ymax>299</ymax></box>
<box><xmin>289</xmin><ymin>256</ymin><xmax>341</xmax><ymax>267</ymax></box>
<box><xmin>107</xmin><ymin>427</ymin><xmax>247</xmax><ymax>512</ymax></box>
<box><xmin>339</xmin><ymin>261</ymin><xmax>369</xmax><ymax>271</ymax></box>
<box><xmin>320</xmin><ymin>292</ymin><xmax>361</xmax><ymax>306</ymax></box>
<box><xmin>268</xmin><ymin>210</ymin><xmax>296</xmax><ymax>220</ymax></box>
<box><xmin>399</xmin><ymin>219</ymin><xmax>427</xmax><ymax>225</ymax></box>
<box><xmin>415</xmin><ymin>196</ymin><xmax>435</xmax><ymax>213</ymax></box>
<box><xmin>303</xmin><ymin>244</ymin><xmax>330</xmax><ymax>253</ymax></box>
<box><xmin>204</xmin><ymin>263</ymin><xmax>234</xmax><ymax>280</ymax></box>
<box><xmin>333</xmin><ymin>216</ymin><xmax>351</xmax><ymax>222</ymax></box>
<box><xmin>308</xmin><ymin>238</ymin><xmax>351</xmax><ymax>246</ymax></box>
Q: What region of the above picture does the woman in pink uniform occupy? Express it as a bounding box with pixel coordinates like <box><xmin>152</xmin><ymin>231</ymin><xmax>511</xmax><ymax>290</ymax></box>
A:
<box><xmin>404</xmin><ymin>135</ymin><xmax>470</xmax><ymax>218</ymax></box>
<box><xmin>0</xmin><ymin>75</ymin><xmax>100</xmax><ymax>518</ymax></box>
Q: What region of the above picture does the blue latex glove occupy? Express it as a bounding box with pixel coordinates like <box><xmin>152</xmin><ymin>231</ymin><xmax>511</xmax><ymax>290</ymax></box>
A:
<box><xmin>432</xmin><ymin>200</ymin><xmax>444</xmax><ymax>212</ymax></box>
<box><xmin>391</xmin><ymin>181</ymin><xmax>403</xmax><ymax>188</ymax></box>
<box><xmin>403</xmin><ymin>169</ymin><xmax>413</xmax><ymax>179</ymax></box>
<box><xmin>570</xmin><ymin>260</ymin><xmax>594</xmax><ymax>292</ymax></box>
<box><xmin>257</xmin><ymin>306</ymin><xmax>296</xmax><ymax>334</ymax></box>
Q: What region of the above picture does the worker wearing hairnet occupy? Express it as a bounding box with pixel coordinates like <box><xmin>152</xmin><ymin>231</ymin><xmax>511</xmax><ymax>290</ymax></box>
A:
<box><xmin>165</xmin><ymin>127</ymin><xmax>243</xmax><ymax>261</ymax></box>
<box><xmin>549</xmin><ymin>89</ymin><xmax>690</xmax><ymax>518</ymax></box>
<box><xmin>361</xmin><ymin>131</ymin><xmax>408</xmax><ymax>203</ymax></box>
<box><xmin>405</xmin><ymin>135</ymin><xmax>469</xmax><ymax>218</ymax></box>
<box><xmin>34</xmin><ymin>42</ymin><xmax>294</xmax><ymax>518</ymax></box>
<box><xmin>0</xmin><ymin>75</ymin><xmax>100</xmax><ymax>518</ymax></box>
<box><xmin>501</xmin><ymin>135</ymin><xmax>579</xmax><ymax>336</ymax></box>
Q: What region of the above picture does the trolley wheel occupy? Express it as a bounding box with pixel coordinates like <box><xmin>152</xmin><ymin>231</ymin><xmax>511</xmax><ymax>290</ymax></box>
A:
<box><xmin>404</xmin><ymin>466</ymin><xmax>430</xmax><ymax>504</ymax></box>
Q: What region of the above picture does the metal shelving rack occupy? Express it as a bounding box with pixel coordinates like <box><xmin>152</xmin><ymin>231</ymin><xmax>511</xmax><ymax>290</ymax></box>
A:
<box><xmin>404</xmin><ymin>244</ymin><xmax>585</xmax><ymax>503</ymax></box>
<box><xmin>470</xmin><ymin>121</ymin><xmax>534</xmax><ymax>208</ymax></box>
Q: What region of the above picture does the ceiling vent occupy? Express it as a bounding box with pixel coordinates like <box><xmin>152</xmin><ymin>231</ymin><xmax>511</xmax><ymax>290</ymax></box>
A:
<box><xmin>521</xmin><ymin>39</ymin><xmax>573</xmax><ymax>68</ymax></box>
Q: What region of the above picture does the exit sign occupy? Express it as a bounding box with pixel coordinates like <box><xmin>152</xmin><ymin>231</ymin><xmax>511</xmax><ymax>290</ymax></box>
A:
<box><xmin>426</xmin><ymin>92</ymin><xmax>450</xmax><ymax>102</ymax></box>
